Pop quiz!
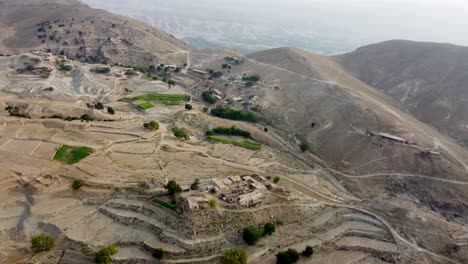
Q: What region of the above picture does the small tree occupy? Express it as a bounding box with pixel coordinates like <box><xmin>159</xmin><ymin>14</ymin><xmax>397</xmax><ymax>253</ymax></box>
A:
<box><xmin>276</xmin><ymin>248</ymin><xmax>300</xmax><ymax>264</ymax></box>
<box><xmin>143</xmin><ymin>121</ymin><xmax>159</xmax><ymax>131</ymax></box>
<box><xmin>107</xmin><ymin>107</ymin><xmax>115</xmax><ymax>115</ymax></box>
<box><xmin>302</xmin><ymin>245</ymin><xmax>314</xmax><ymax>257</ymax></box>
<box><xmin>223</xmin><ymin>248</ymin><xmax>248</xmax><ymax>264</ymax></box>
<box><xmin>165</xmin><ymin>180</ymin><xmax>182</xmax><ymax>195</ymax></box>
<box><xmin>185</xmin><ymin>104</ymin><xmax>193</xmax><ymax>110</ymax></box>
<box><xmin>273</xmin><ymin>176</ymin><xmax>280</xmax><ymax>184</ymax></box>
<box><xmin>152</xmin><ymin>248</ymin><xmax>165</xmax><ymax>259</ymax></box>
<box><xmin>242</xmin><ymin>226</ymin><xmax>262</xmax><ymax>246</ymax></box>
<box><xmin>71</xmin><ymin>179</ymin><xmax>84</xmax><ymax>190</ymax></box>
<box><xmin>262</xmin><ymin>222</ymin><xmax>276</xmax><ymax>236</ymax></box>
<box><xmin>95</xmin><ymin>245</ymin><xmax>118</xmax><ymax>264</ymax></box>
<box><xmin>31</xmin><ymin>235</ymin><xmax>54</xmax><ymax>253</ymax></box>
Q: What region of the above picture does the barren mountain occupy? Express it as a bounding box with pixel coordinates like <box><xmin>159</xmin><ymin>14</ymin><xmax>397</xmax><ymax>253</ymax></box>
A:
<box><xmin>336</xmin><ymin>40</ymin><xmax>468</xmax><ymax>147</ymax></box>
<box><xmin>0</xmin><ymin>0</ymin><xmax>190</xmax><ymax>65</ymax></box>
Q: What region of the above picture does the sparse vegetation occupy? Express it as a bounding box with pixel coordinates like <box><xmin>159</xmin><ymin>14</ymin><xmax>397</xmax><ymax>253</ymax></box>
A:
<box><xmin>210</xmin><ymin>106</ymin><xmax>260</xmax><ymax>123</ymax></box>
<box><xmin>208</xmin><ymin>136</ymin><xmax>262</xmax><ymax>150</ymax></box>
<box><xmin>206</xmin><ymin>126</ymin><xmax>252</xmax><ymax>139</ymax></box>
<box><xmin>71</xmin><ymin>179</ymin><xmax>84</xmax><ymax>190</ymax></box>
<box><xmin>93</xmin><ymin>66</ymin><xmax>110</xmax><ymax>74</ymax></box>
<box><xmin>299</xmin><ymin>142</ymin><xmax>309</xmax><ymax>152</ymax></box>
<box><xmin>191</xmin><ymin>178</ymin><xmax>201</xmax><ymax>190</ymax></box>
<box><xmin>242</xmin><ymin>226</ymin><xmax>262</xmax><ymax>246</ymax></box>
<box><xmin>95</xmin><ymin>245</ymin><xmax>118</xmax><ymax>264</ymax></box>
<box><xmin>122</xmin><ymin>93</ymin><xmax>191</xmax><ymax>106</ymax></box>
<box><xmin>276</xmin><ymin>248</ymin><xmax>300</xmax><ymax>264</ymax></box>
<box><xmin>165</xmin><ymin>180</ymin><xmax>182</xmax><ymax>195</ymax></box>
<box><xmin>152</xmin><ymin>248</ymin><xmax>165</xmax><ymax>259</ymax></box>
<box><xmin>223</xmin><ymin>248</ymin><xmax>248</xmax><ymax>264</ymax></box>
<box><xmin>143</xmin><ymin>121</ymin><xmax>159</xmax><ymax>130</ymax></box>
<box><xmin>95</xmin><ymin>102</ymin><xmax>104</xmax><ymax>110</ymax></box>
<box><xmin>107</xmin><ymin>107</ymin><xmax>115</xmax><ymax>115</ymax></box>
<box><xmin>53</xmin><ymin>145</ymin><xmax>93</xmax><ymax>164</ymax></box>
<box><xmin>202</xmin><ymin>91</ymin><xmax>217</xmax><ymax>104</ymax></box>
<box><xmin>153</xmin><ymin>199</ymin><xmax>177</xmax><ymax>211</ymax></box>
<box><xmin>262</xmin><ymin>222</ymin><xmax>276</xmax><ymax>236</ymax></box>
<box><xmin>172</xmin><ymin>127</ymin><xmax>190</xmax><ymax>140</ymax></box>
<box><xmin>302</xmin><ymin>246</ymin><xmax>314</xmax><ymax>257</ymax></box>
<box><xmin>209</xmin><ymin>199</ymin><xmax>217</xmax><ymax>208</ymax></box>
<box><xmin>137</xmin><ymin>102</ymin><xmax>154</xmax><ymax>110</ymax></box>
<box><xmin>31</xmin><ymin>235</ymin><xmax>54</xmax><ymax>253</ymax></box>
<box><xmin>242</xmin><ymin>75</ymin><xmax>261</xmax><ymax>83</ymax></box>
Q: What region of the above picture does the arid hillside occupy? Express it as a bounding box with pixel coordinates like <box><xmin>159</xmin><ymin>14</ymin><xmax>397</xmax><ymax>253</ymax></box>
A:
<box><xmin>336</xmin><ymin>40</ymin><xmax>468</xmax><ymax>147</ymax></box>
<box><xmin>0</xmin><ymin>0</ymin><xmax>190</xmax><ymax>65</ymax></box>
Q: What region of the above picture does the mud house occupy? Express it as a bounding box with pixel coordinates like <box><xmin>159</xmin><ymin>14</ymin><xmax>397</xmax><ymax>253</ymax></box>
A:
<box><xmin>182</xmin><ymin>196</ymin><xmax>209</xmax><ymax>213</ymax></box>
<box><xmin>239</xmin><ymin>191</ymin><xmax>263</xmax><ymax>207</ymax></box>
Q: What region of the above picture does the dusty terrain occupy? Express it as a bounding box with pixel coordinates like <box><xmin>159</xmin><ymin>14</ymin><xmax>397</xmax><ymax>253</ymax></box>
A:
<box><xmin>0</xmin><ymin>2</ymin><xmax>467</xmax><ymax>263</ymax></box>
<box><xmin>0</xmin><ymin>45</ymin><xmax>466</xmax><ymax>264</ymax></box>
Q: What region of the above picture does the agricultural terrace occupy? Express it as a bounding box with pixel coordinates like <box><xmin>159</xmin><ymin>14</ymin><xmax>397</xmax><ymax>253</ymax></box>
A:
<box><xmin>122</xmin><ymin>93</ymin><xmax>191</xmax><ymax>106</ymax></box>
<box><xmin>53</xmin><ymin>145</ymin><xmax>93</xmax><ymax>164</ymax></box>
<box><xmin>208</xmin><ymin>136</ymin><xmax>262</xmax><ymax>150</ymax></box>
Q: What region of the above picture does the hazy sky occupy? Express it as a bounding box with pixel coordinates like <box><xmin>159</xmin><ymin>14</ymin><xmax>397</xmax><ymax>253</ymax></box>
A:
<box><xmin>85</xmin><ymin>0</ymin><xmax>468</xmax><ymax>48</ymax></box>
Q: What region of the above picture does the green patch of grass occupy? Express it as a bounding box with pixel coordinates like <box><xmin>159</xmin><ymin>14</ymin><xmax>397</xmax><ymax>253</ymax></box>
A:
<box><xmin>145</xmin><ymin>76</ymin><xmax>154</xmax><ymax>81</ymax></box>
<box><xmin>124</xmin><ymin>93</ymin><xmax>190</xmax><ymax>103</ymax></box>
<box><xmin>137</xmin><ymin>102</ymin><xmax>154</xmax><ymax>110</ymax></box>
<box><xmin>153</xmin><ymin>199</ymin><xmax>177</xmax><ymax>211</ymax></box>
<box><xmin>208</xmin><ymin>136</ymin><xmax>262</xmax><ymax>150</ymax></box>
<box><xmin>53</xmin><ymin>145</ymin><xmax>93</xmax><ymax>164</ymax></box>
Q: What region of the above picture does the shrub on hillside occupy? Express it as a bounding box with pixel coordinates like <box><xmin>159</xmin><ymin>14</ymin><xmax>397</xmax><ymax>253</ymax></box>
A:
<box><xmin>95</xmin><ymin>245</ymin><xmax>118</xmax><ymax>264</ymax></box>
<box><xmin>165</xmin><ymin>180</ymin><xmax>182</xmax><ymax>195</ymax></box>
<box><xmin>242</xmin><ymin>226</ymin><xmax>262</xmax><ymax>246</ymax></box>
<box><xmin>152</xmin><ymin>248</ymin><xmax>165</xmax><ymax>259</ymax></box>
<box><xmin>302</xmin><ymin>246</ymin><xmax>314</xmax><ymax>257</ymax></box>
<box><xmin>300</xmin><ymin>142</ymin><xmax>309</xmax><ymax>152</ymax></box>
<box><xmin>223</xmin><ymin>248</ymin><xmax>248</xmax><ymax>264</ymax></box>
<box><xmin>202</xmin><ymin>91</ymin><xmax>217</xmax><ymax>104</ymax></box>
<box><xmin>71</xmin><ymin>179</ymin><xmax>84</xmax><ymax>190</ymax></box>
<box><xmin>31</xmin><ymin>235</ymin><xmax>54</xmax><ymax>253</ymax></box>
<box><xmin>262</xmin><ymin>222</ymin><xmax>276</xmax><ymax>236</ymax></box>
<box><xmin>143</xmin><ymin>121</ymin><xmax>159</xmax><ymax>130</ymax></box>
<box><xmin>210</xmin><ymin>107</ymin><xmax>259</xmax><ymax>123</ymax></box>
<box><xmin>185</xmin><ymin>104</ymin><xmax>193</xmax><ymax>110</ymax></box>
<box><xmin>276</xmin><ymin>248</ymin><xmax>300</xmax><ymax>264</ymax></box>
<box><xmin>172</xmin><ymin>127</ymin><xmax>190</xmax><ymax>140</ymax></box>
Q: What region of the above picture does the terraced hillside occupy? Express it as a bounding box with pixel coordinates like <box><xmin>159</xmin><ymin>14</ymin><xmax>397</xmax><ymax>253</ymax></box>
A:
<box><xmin>0</xmin><ymin>35</ymin><xmax>468</xmax><ymax>264</ymax></box>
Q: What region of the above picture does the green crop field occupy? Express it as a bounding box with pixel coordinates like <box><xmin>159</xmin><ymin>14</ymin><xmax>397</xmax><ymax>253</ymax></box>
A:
<box><xmin>121</xmin><ymin>93</ymin><xmax>191</xmax><ymax>106</ymax></box>
<box><xmin>53</xmin><ymin>145</ymin><xmax>93</xmax><ymax>164</ymax></box>
<box><xmin>137</xmin><ymin>102</ymin><xmax>154</xmax><ymax>110</ymax></box>
<box><xmin>153</xmin><ymin>199</ymin><xmax>177</xmax><ymax>211</ymax></box>
<box><xmin>208</xmin><ymin>136</ymin><xmax>262</xmax><ymax>150</ymax></box>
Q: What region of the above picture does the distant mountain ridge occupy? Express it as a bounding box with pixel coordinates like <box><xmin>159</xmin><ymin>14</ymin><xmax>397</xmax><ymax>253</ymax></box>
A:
<box><xmin>0</xmin><ymin>0</ymin><xmax>190</xmax><ymax>65</ymax></box>
<box><xmin>336</xmin><ymin>40</ymin><xmax>468</xmax><ymax>146</ymax></box>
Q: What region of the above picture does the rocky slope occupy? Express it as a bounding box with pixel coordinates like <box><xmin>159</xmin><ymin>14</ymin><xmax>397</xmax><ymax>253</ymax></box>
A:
<box><xmin>0</xmin><ymin>0</ymin><xmax>190</xmax><ymax>65</ymax></box>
